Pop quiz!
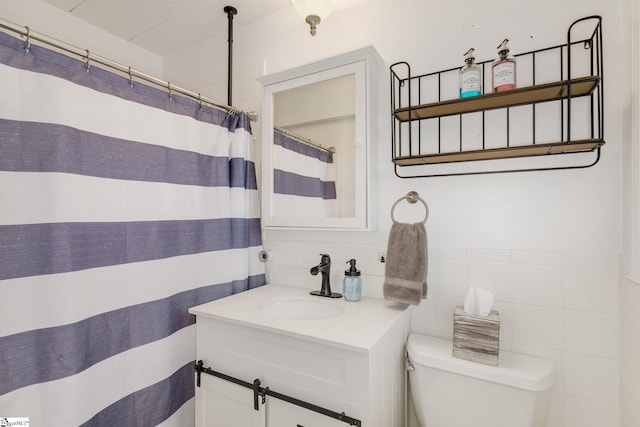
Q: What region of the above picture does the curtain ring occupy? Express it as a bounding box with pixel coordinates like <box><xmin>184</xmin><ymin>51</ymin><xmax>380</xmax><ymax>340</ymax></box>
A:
<box><xmin>167</xmin><ymin>82</ymin><xmax>172</xmax><ymax>100</ymax></box>
<box><xmin>198</xmin><ymin>93</ymin><xmax>203</xmax><ymax>110</ymax></box>
<box><xmin>85</xmin><ymin>49</ymin><xmax>91</xmax><ymax>73</ymax></box>
<box><xmin>24</xmin><ymin>26</ymin><xmax>31</xmax><ymax>53</ymax></box>
<box><xmin>128</xmin><ymin>66</ymin><xmax>134</xmax><ymax>88</ymax></box>
<box><xmin>390</xmin><ymin>191</ymin><xmax>429</xmax><ymax>224</ymax></box>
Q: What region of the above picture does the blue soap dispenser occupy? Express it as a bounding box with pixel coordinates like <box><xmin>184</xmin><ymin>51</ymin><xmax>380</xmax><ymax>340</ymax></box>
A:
<box><xmin>460</xmin><ymin>48</ymin><xmax>482</xmax><ymax>98</ymax></box>
<box><xmin>343</xmin><ymin>259</ymin><xmax>362</xmax><ymax>302</ymax></box>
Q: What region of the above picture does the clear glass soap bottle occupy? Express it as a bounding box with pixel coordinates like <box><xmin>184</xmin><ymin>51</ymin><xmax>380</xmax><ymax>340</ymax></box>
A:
<box><xmin>343</xmin><ymin>259</ymin><xmax>362</xmax><ymax>302</ymax></box>
<box><xmin>459</xmin><ymin>48</ymin><xmax>482</xmax><ymax>98</ymax></box>
<box><xmin>492</xmin><ymin>39</ymin><xmax>516</xmax><ymax>92</ymax></box>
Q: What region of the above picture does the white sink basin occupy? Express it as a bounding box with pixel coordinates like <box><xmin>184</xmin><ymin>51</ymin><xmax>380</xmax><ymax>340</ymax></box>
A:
<box><xmin>260</xmin><ymin>297</ymin><xmax>344</xmax><ymax>320</ymax></box>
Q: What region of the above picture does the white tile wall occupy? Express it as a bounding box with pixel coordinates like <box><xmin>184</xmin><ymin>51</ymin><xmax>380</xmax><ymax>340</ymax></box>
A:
<box><xmin>564</xmin><ymin>311</ymin><xmax>620</xmax><ymax>359</ymax></box>
<box><xmin>512</xmin><ymin>263</ymin><xmax>563</xmax><ymax>308</ymax></box>
<box><xmin>512</xmin><ymin>304</ymin><xmax>563</xmax><ymax>350</ymax></box>
<box><xmin>563</xmin><ymin>266</ymin><xmax>620</xmax><ymax>313</ymax></box>
<box><xmin>563</xmin><ymin>395</ymin><xmax>620</xmax><ymax>427</ymax></box>
<box><xmin>563</xmin><ymin>353</ymin><xmax>619</xmax><ymax>403</ymax></box>
<box><xmin>263</xmin><ymin>240</ymin><xmax>622</xmax><ymax>427</ymax></box>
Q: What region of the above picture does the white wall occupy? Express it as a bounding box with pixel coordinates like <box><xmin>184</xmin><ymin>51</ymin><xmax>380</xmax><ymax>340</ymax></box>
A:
<box><xmin>622</xmin><ymin>273</ymin><xmax>640</xmax><ymax>427</ymax></box>
<box><xmin>165</xmin><ymin>1</ymin><xmax>625</xmax><ymax>426</ymax></box>
<box><xmin>621</xmin><ymin>0</ymin><xmax>640</xmax><ymax>425</ymax></box>
<box><xmin>0</xmin><ymin>0</ymin><xmax>163</xmax><ymax>79</ymax></box>
<box><xmin>166</xmin><ymin>0</ymin><xmax>623</xmax><ymax>254</ymax></box>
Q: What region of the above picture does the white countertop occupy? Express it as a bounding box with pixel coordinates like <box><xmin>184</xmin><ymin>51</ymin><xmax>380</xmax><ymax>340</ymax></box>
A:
<box><xmin>188</xmin><ymin>284</ymin><xmax>410</xmax><ymax>353</ymax></box>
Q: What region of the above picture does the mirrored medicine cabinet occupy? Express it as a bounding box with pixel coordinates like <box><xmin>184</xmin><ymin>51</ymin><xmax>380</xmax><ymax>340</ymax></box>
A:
<box><xmin>259</xmin><ymin>46</ymin><xmax>383</xmax><ymax>230</ymax></box>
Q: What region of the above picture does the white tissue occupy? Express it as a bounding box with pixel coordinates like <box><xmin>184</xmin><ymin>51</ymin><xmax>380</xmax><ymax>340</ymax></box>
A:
<box><xmin>463</xmin><ymin>286</ymin><xmax>494</xmax><ymax>316</ymax></box>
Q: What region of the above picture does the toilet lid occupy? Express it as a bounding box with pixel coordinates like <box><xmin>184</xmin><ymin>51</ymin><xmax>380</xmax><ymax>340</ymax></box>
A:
<box><xmin>407</xmin><ymin>334</ymin><xmax>555</xmax><ymax>392</ymax></box>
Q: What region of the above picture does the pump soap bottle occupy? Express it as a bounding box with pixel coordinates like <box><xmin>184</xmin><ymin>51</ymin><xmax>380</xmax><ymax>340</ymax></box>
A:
<box><xmin>492</xmin><ymin>39</ymin><xmax>516</xmax><ymax>92</ymax></box>
<box><xmin>343</xmin><ymin>259</ymin><xmax>362</xmax><ymax>302</ymax></box>
<box><xmin>459</xmin><ymin>48</ymin><xmax>482</xmax><ymax>98</ymax></box>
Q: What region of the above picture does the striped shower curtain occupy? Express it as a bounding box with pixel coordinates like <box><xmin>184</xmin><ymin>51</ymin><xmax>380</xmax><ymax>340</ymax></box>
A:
<box><xmin>0</xmin><ymin>30</ymin><xmax>265</xmax><ymax>426</ymax></box>
<box><xmin>272</xmin><ymin>129</ymin><xmax>337</xmax><ymax>218</ymax></box>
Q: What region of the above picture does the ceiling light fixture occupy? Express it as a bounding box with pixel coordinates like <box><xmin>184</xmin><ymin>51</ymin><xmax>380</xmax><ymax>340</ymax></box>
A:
<box><xmin>291</xmin><ymin>0</ymin><xmax>336</xmax><ymax>36</ymax></box>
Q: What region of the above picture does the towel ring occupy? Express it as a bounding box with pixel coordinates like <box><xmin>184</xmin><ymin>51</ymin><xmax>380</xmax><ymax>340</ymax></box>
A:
<box><xmin>391</xmin><ymin>191</ymin><xmax>429</xmax><ymax>224</ymax></box>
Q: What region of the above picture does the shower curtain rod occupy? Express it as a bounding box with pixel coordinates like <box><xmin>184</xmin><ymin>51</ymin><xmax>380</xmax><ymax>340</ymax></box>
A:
<box><xmin>0</xmin><ymin>18</ymin><xmax>258</xmax><ymax>121</ymax></box>
<box><xmin>276</xmin><ymin>127</ymin><xmax>336</xmax><ymax>154</ymax></box>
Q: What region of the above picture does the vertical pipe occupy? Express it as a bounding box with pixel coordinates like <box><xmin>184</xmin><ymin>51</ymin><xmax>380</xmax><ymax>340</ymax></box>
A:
<box><xmin>224</xmin><ymin>6</ymin><xmax>237</xmax><ymax>106</ymax></box>
<box><xmin>532</xmin><ymin>52</ymin><xmax>536</xmax><ymax>145</ymax></box>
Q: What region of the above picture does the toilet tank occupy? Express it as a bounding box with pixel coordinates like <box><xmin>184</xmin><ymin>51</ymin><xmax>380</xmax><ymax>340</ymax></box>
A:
<box><xmin>407</xmin><ymin>334</ymin><xmax>555</xmax><ymax>427</ymax></box>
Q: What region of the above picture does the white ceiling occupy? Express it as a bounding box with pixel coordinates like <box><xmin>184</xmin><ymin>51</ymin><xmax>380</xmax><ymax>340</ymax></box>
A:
<box><xmin>40</xmin><ymin>0</ymin><xmax>292</xmax><ymax>55</ymax></box>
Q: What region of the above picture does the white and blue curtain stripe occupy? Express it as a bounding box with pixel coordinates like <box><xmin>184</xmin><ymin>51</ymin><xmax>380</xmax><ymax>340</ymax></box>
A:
<box><xmin>0</xmin><ymin>31</ymin><xmax>265</xmax><ymax>426</ymax></box>
<box><xmin>272</xmin><ymin>129</ymin><xmax>337</xmax><ymax>218</ymax></box>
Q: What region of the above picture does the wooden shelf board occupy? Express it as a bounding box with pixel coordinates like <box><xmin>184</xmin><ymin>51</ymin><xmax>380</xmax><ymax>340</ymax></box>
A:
<box><xmin>393</xmin><ymin>76</ymin><xmax>600</xmax><ymax>122</ymax></box>
<box><xmin>393</xmin><ymin>139</ymin><xmax>604</xmax><ymax>166</ymax></box>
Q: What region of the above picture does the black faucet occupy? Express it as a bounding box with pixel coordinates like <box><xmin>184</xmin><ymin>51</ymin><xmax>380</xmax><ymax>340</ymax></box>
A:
<box><xmin>310</xmin><ymin>254</ymin><xmax>342</xmax><ymax>298</ymax></box>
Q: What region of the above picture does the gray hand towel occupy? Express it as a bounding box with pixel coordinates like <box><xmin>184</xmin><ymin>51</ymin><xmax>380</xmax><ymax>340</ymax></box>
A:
<box><xmin>383</xmin><ymin>221</ymin><xmax>428</xmax><ymax>305</ymax></box>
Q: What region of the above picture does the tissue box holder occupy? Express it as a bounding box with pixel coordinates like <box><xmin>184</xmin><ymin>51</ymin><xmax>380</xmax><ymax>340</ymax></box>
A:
<box><xmin>453</xmin><ymin>305</ymin><xmax>500</xmax><ymax>366</ymax></box>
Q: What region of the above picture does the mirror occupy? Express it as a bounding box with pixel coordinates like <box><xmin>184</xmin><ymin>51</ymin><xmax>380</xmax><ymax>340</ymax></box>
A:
<box><xmin>260</xmin><ymin>47</ymin><xmax>382</xmax><ymax>229</ymax></box>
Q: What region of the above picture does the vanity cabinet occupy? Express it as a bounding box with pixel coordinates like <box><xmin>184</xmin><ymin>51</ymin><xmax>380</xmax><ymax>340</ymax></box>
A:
<box><xmin>189</xmin><ymin>285</ymin><xmax>411</xmax><ymax>427</ymax></box>
<box><xmin>269</xmin><ymin>399</ymin><xmax>347</xmax><ymax>426</ymax></box>
<box><xmin>196</xmin><ymin>375</ymin><xmax>265</xmax><ymax>427</ymax></box>
<box><xmin>196</xmin><ymin>373</ymin><xmax>354</xmax><ymax>426</ymax></box>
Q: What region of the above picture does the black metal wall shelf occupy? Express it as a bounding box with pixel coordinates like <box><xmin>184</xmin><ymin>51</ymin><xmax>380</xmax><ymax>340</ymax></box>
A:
<box><xmin>390</xmin><ymin>15</ymin><xmax>604</xmax><ymax>177</ymax></box>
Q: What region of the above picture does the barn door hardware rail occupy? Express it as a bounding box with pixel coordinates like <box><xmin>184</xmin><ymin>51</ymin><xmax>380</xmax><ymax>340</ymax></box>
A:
<box><xmin>195</xmin><ymin>360</ymin><xmax>362</xmax><ymax>426</ymax></box>
<box><xmin>390</xmin><ymin>15</ymin><xmax>604</xmax><ymax>177</ymax></box>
